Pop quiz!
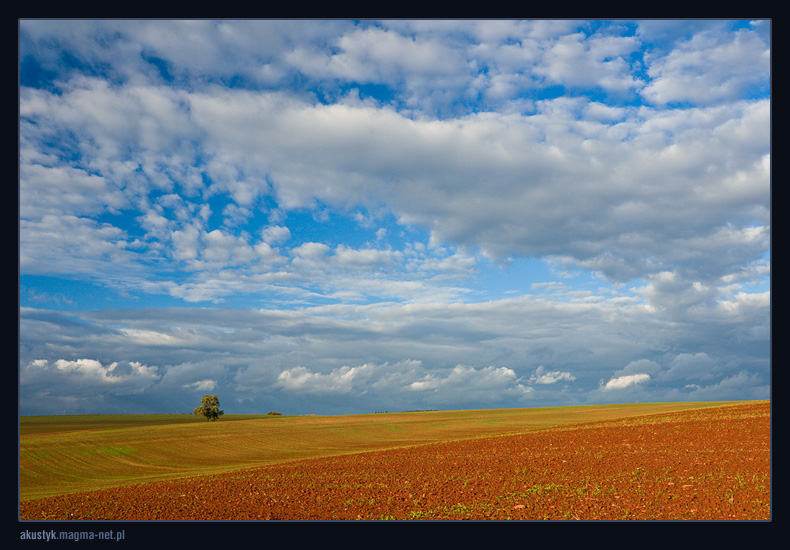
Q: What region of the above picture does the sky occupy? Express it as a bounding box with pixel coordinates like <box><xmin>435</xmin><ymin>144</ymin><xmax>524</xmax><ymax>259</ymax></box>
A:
<box><xmin>18</xmin><ymin>19</ymin><xmax>771</xmax><ymax>416</ymax></box>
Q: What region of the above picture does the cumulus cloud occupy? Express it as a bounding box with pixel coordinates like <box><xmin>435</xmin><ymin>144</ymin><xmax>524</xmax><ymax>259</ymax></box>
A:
<box><xmin>185</xmin><ymin>379</ymin><xmax>218</xmax><ymax>392</ymax></box>
<box><xmin>641</xmin><ymin>27</ymin><xmax>770</xmax><ymax>105</ymax></box>
<box><xmin>528</xmin><ymin>366</ymin><xmax>577</xmax><ymax>385</ymax></box>
<box><xmin>603</xmin><ymin>373</ymin><xmax>651</xmax><ymax>390</ymax></box>
<box><xmin>287</xmin><ymin>26</ymin><xmax>467</xmax><ymax>84</ymax></box>
<box><xmin>277</xmin><ymin>364</ymin><xmax>377</xmax><ymax>394</ymax></box>
<box><xmin>261</xmin><ymin>225</ymin><xmax>291</xmax><ymax>245</ymax></box>
<box><xmin>273</xmin><ymin>362</ymin><xmax>526</xmax><ymax>407</ymax></box>
<box><xmin>21</xmin><ymin>358</ymin><xmax>160</xmax><ymax>400</ymax></box>
<box><xmin>536</xmin><ymin>32</ymin><xmax>642</xmax><ymax>92</ymax></box>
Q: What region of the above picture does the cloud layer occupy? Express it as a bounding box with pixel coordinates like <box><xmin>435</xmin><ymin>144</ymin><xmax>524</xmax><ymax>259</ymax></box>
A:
<box><xmin>19</xmin><ymin>19</ymin><xmax>770</xmax><ymax>415</ymax></box>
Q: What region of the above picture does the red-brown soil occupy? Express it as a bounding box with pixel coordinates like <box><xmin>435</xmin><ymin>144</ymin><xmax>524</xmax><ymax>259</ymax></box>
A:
<box><xmin>20</xmin><ymin>401</ymin><xmax>770</xmax><ymax>521</ymax></box>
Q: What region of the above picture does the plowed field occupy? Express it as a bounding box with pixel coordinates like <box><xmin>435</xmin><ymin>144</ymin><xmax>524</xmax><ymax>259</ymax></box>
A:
<box><xmin>20</xmin><ymin>401</ymin><xmax>770</xmax><ymax>521</ymax></box>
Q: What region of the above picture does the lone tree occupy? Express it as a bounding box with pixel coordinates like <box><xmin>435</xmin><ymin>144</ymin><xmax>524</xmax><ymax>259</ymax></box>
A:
<box><xmin>194</xmin><ymin>395</ymin><xmax>224</xmax><ymax>421</ymax></box>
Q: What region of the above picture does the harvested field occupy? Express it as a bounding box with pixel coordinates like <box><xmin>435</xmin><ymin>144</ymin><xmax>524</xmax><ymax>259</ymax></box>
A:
<box><xmin>20</xmin><ymin>401</ymin><xmax>769</xmax><ymax>521</ymax></box>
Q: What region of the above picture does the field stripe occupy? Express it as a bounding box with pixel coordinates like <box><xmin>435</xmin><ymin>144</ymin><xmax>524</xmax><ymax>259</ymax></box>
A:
<box><xmin>20</xmin><ymin>400</ymin><xmax>751</xmax><ymax>500</ymax></box>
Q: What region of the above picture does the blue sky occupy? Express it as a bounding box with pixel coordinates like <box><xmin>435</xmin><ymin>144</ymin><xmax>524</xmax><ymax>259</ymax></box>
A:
<box><xmin>18</xmin><ymin>19</ymin><xmax>770</xmax><ymax>416</ymax></box>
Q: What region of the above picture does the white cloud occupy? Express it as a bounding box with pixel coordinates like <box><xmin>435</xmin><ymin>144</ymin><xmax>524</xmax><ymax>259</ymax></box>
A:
<box><xmin>18</xmin><ymin>162</ymin><xmax>126</xmax><ymax>219</ymax></box>
<box><xmin>529</xmin><ymin>366</ymin><xmax>576</xmax><ymax>385</ymax></box>
<box><xmin>603</xmin><ymin>373</ymin><xmax>651</xmax><ymax>390</ymax></box>
<box><xmin>332</xmin><ymin>244</ymin><xmax>397</xmax><ymax>269</ymax></box>
<box><xmin>185</xmin><ymin>379</ymin><xmax>218</xmax><ymax>392</ymax></box>
<box><xmin>273</xmin><ymin>362</ymin><xmax>523</xmax><ymax>401</ymax></box>
<box><xmin>261</xmin><ymin>225</ymin><xmax>291</xmax><ymax>245</ymax></box>
<box><xmin>201</xmin><ymin>229</ymin><xmax>257</xmax><ymax>266</ymax></box>
<box><xmin>537</xmin><ymin>32</ymin><xmax>642</xmax><ymax>92</ymax></box>
<box><xmin>19</xmin><ymin>215</ymin><xmax>137</xmax><ymax>276</ymax></box>
<box><xmin>276</xmin><ymin>364</ymin><xmax>376</xmax><ymax>394</ymax></box>
<box><xmin>412</xmin><ymin>364</ymin><xmax>518</xmax><ymax>390</ymax></box>
<box><xmin>21</xmin><ymin>358</ymin><xmax>161</xmax><ymax>398</ymax></box>
<box><xmin>287</xmin><ymin>26</ymin><xmax>466</xmax><ymax>83</ymax></box>
<box><xmin>642</xmin><ymin>26</ymin><xmax>769</xmax><ymax>105</ymax></box>
<box><xmin>291</xmin><ymin>241</ymin><xmax>331</xmax><ymax>261</ymax></box>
